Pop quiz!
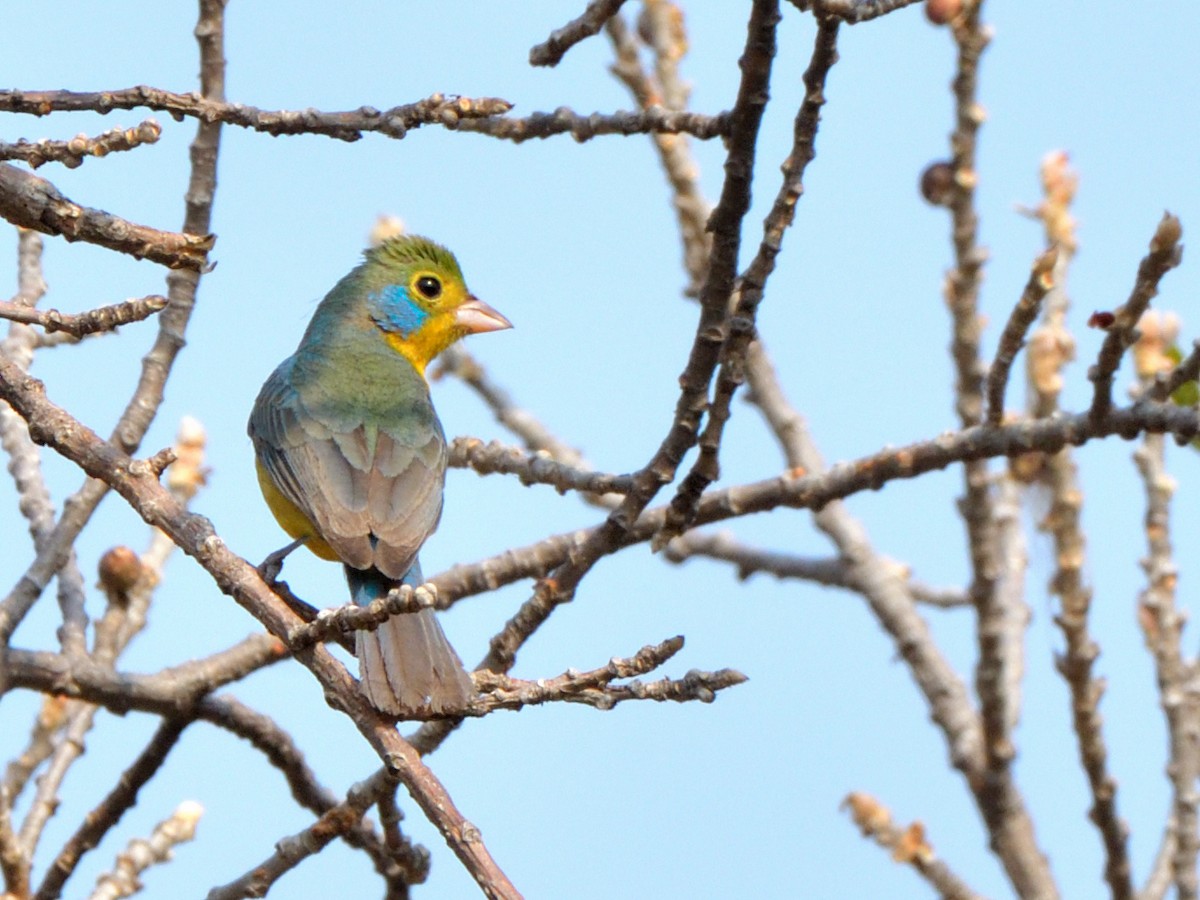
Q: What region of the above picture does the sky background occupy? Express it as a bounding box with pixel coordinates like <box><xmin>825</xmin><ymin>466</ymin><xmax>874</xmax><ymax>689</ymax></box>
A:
<box><xmin>2</xmin><ymin>2</ymin><xmax>1200</xmax><ymax>898</ymax></box>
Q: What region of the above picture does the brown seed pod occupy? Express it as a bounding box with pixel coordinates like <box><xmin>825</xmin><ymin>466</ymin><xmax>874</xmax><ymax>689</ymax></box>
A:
<box><xmin>925</xmin><ymin>0</ymin><xmax>963</xmax><ymax>26</ymax></box>
<box><xmin>919</xmin><ymin>161</ymin><xmax>955</xmax><ymax>207</ymax></box>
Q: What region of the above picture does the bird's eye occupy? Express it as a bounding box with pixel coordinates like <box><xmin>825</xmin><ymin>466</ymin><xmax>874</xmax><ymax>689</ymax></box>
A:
<box><xmin>415</xmin><ymin>275</ymin><xmax>442</xmax><ymax>300</ymax></box>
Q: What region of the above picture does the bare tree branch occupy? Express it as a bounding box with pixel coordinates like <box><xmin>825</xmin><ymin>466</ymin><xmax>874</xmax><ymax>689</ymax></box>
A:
<box><xmin>1134</xmin><ymin>433</ymin><xmax>1198</xmax><ymax>899</ymax></box>
<box><xmin>1089</xmin><ymin>214</ymin><xmax>1184</xmax><ymax>419</ymax></box>
<box><xmin>664</xmin><ymin>529</ymin><xmax>969</xmax><ymax>607</ymax></box>
<box><xmin>0</xmin><ymin>163</ymin><xmax>213</xmax><ymax>270</ymax></box>
<box><xmin>449</xmin><ymin>436</ymin><xmax>631</xmax><ymax>496</ymax></box>
<box><xmin>430</xmin><ymin>400</ymin><xmax>1200</xmax><ymax>608</ymax></box>
<box><xmin>656</xmin><ymin>16</ymin><xmax>840</xmax><ymax>546</ymax></box>
<box><xmin>0</xmin><ymin>357</ymin><xmax>519</xmax><ymax>898</ymax></box>
<box><xmin>34</xmin><ymin>719</ymin><xmax>189</xmax><ymax>900</ymax></box>
<box><xmin>605</xmin><ymin>3</ymin><xmax>712</xmax><ymax>296</ymax></box>
<box><xmin>530</xmin><ymin>0</ymin><xmax>630</xmax><ymax>66</ymax></box>
<box><xmin>0</xmin><ymin>88</ymin><xmax>510</xmax><ymax>142</ymax></box>
<box><xmin>486</xmin><ymin>0</ymin><xmax>783</xmax><ymax>680</ymax></box>
<box><xmin>0</xmin><ymin>294</ymin><xmax>168</xmax><ymax>337</ymax></box>
<box><xmin>0</xmin><ymin>121</ymin><xmax>162</xmax><ymax>169</ymax></box>
<box><xmin>985</xmin><ymin>247</ymin><xmax>1058</xmax><ymax>424</ymax></box>
<box><xmin>842</xmin><ymin>791</ymin><xmax>989</xmax><ymax>900</ymax></box>
<box><xmin>87</xmin><ymin>802</ymin><xmax>202</xmax><ymax>900</ymax></box>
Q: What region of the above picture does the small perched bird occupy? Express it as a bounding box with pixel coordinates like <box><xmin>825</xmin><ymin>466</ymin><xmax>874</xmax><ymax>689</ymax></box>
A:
<box><xmin>248</xmin><ymin>234</ymin><xmax>511</xmax><ymax>715</ymax></box>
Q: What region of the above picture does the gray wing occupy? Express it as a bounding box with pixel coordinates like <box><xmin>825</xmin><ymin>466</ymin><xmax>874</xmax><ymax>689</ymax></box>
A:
<box><xmin>248</xmin><ymin>359</ymin><xmax>447</xmax><ymax>578</ymax></box>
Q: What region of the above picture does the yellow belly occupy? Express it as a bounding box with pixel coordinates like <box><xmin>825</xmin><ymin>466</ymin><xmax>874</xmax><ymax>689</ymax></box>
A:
<box><xmin>255</xmin><ymin>460</ymin><xmax>340</xmax><ymax>562</ymax></box>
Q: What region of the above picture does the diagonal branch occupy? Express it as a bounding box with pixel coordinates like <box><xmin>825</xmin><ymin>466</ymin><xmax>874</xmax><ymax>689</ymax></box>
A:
<box><xmin>0</xmin><ymin>163</ymin><xmax>213</xmax><ymax>270</ymax></box>
<box><xmin>656</xmin><ymin>16</ymin><xmax>840</xmax><ymax>546</ymax></box>
<box><xmin>530</xmin><ymin>0</ymin><xmax>629</xmax><ymax>66</ymax></box>
<box><xmin>1089</xmin><ymin>213</ymin><xmax>1184</xmax><ymax>419</ymax></box>
<box><xmin>842</xmin><ymin>791</ymin><xmax>989</xmax><ymax>899</ymax></box>
<box><xmin>985</xmin><ymin>247</ymin><xmax>1057</xmax><ymax>424</ymax></box>
<box><xmin>0</xmin><ymin>0</ymin><xmax>226</xmax><ymax>657</ymax></box>
<box><xmin>487</xmin><ymin>0</ymin><xmax>782</xmax><ymax>679</ymax></box>
<box><xmin>33</xmin><ymin>719</ymin><xmax>188</xmax><ymax>900</ymax></box>
<box><xmin>0</xmin><ymin>358</ymin><xmax>518</xmax><ymax>897</ymax></box>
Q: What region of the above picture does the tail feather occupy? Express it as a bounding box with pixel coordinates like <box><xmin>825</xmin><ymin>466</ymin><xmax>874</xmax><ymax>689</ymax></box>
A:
<box><xmin>347</xmin><ymin>563</ymin><xmax>474</xmax><ymax>716</ymax></box>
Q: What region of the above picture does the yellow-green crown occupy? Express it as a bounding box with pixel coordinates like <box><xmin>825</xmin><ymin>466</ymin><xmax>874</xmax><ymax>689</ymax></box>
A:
<box><xmin>365</xmin><ymin>234</ymin><xmax>463</xmax><ymax>281</ymax></box>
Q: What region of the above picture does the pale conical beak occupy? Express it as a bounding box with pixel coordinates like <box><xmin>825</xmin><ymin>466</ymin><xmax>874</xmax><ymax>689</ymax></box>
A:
<box><xmin>455</xmin><ymin>296</ymin><xmax>512</xmax><ymax>334</ymax></box>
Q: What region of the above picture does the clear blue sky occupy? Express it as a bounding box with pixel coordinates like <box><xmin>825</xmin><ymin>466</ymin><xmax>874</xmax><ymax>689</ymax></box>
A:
<box><xmin>2</xmin><ymin>3</ymin><xmax>1199</xmax><ymax>898</ymax></box>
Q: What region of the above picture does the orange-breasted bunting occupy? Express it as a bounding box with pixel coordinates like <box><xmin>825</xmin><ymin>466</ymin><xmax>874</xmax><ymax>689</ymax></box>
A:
<box><xmin>248</xmin><ymin>234</ymin><xmax>511</xmax><ymax>715</ymax></box>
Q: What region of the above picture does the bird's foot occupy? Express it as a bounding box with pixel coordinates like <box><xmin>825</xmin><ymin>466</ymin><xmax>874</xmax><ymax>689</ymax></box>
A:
<box><xmin>256</xmin><ymin>537</ymin><xmax>305</xmax><ymax>583</ymax></box>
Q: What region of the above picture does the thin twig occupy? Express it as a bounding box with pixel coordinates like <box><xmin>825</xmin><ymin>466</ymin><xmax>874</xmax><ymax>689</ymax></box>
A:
<box><xmin>449</xmin><ymin>436</ymin><xmax>631</xmax><ymax>496</ymax></box>
<box><xmin>34</xmin><ymin>719</ymin><xmax>188</xmax><ymax>900</ymax></box>
<box><xmin>2</xmin><ymin>696</ymin><xmax>67</xmax><ymax>802</ymax></box>
<box><xmin>0</xmin><ymin>230</ymin><xmax>90</xmax><ymax>668</ymax></box>
<box><xmin>1142</xmin><ymin>818</ymin><xmax>1180</xmax><ymax>900</ymax></box>
<box><xmin>938</xmin><ymin>7</ymin><xmax>1057</xmax><ymax>894</ymax></box>
<box><xmin>1134</xmin><ymin>433</ymin><xmax>1198</xmax><ymax>899</ymax></box>
<box><xmin>656</xmin><ymin>16</ymin><xmax>839</xmax><ymax>546</ymax></box>
<box><xmin>0</xmin><ymin>89</ymin><xmax>510</xmax><ymax>142</ymax></box>
<box><xmin>1025</xmin><ymin>152</ymin><xmax>1078</xmax><ymax>418</ymax></box>
<box><xmin>605</xmin><ymin>5</ymin><xmax>712</xmax><ymax>296</ymax></box>
<box><xmin>0</xmin><ymin>121</ymin><xmax>162</xmax><ymax>169</ymax></box>
<box><xmin>206</xmin><ymin>770</ymin><xmax>396</xmax><ymax>900</ymax></box>
<box><xmin>985</xmin><ymin>247</ymin><xmax>1058</xmax><ymax>424</ymax></box>
<box><xmin>0</xmin><ymin>295</ymin><xmax>168</xmax><ymax>337</ymax></box>
<box><xmin>663</xmin><ymin>529</ymin><xmax>969</xmax><ymax>607</ymax></box>
<box><xmin>1150</xmin><ymin>339</ymin><xmax>1200</xmax><ymax>405</ymax></box>
<box><xmin>985</xmin><ymin>473</ymin><xmax>1029</xmax><ymax>740</ymax></box>
<box><xmin>424</xmin><ymin>399</ymin><xmax>1200</xmax><ymax>608</ymax></box>
<box><xmin>1089</xmin><ymin>213</ymin><xmax>1184</xmax><ymax>419</ymax></box>
<box><xmin>842</xmin><ymin>792</ymin><xmax>989</xmax><ymax>900</ymax></box>
<box><xmin>87</xmin><ymin>802</ymin><xmax>202</xmax><ymax>900</ymax></box>
<box><xmin>486</xmin><ymin>0</ymin><xmax>782</xmax><ymax>678</ymax></box>
<box><xmin>0</xmin><ymin>87</ymin><xmax>730</xmax><ymax>144</ymax></box>
<box><xmin>472</xmin><ymin>637</ymin><xmax>746</xmax><ymax>712</ymax></box>
<box><xmin>375</xmin><ymin>787</ymin><xmax>430</xmax><ymax>887</ymax></box>
<box><xmin>0</xmin><ymin>786</ymin><xmax>28</xmax><ymax>896</ymax></box>
<box><xmin>5</xmin><ymin>634</ymin><xmax>286</xmax><ymax>717</ymax></box>
<box><xmin>530</xmin><ymin>0</ymin><xmax>630</xmax><ymax>66</ymax></box>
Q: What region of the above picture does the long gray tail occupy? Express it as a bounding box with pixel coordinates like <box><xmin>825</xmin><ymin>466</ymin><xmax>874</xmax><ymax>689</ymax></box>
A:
<box><xmin>347</xmin><ymin>563</ymin><xmax>474</xmax><ymax>716</ymax></box>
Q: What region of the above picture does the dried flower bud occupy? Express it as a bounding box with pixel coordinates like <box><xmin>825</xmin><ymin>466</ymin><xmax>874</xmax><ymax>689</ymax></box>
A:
<box><xmin>1152</xmin><ymin>212</ymin><xmax>1183</xmax><ymax>253</ymax></box>
<box><xmin>1132</xmin><ymin>311</ymin><xmax>1181</xmax><ymax>379</ymax></box>
<box><xmin>925</xmin><ymin>0</ymin><xmax>962</xmax><ymax>25</ymax></box>
<box><xmin>920</xmin><ymin>161</ymin><xmax>955</xmax><ymax>207</ymax></box>
<box><xmin>167</xmin><ymin>415</ymin><xmax>209</xmax><ymax>500</ymax></box>
<box><xmin>892</xmin><ymin>822</ymin><xmax>935</xmax><ymax>865</ymax></box>
<box><xmin>1087</xmin><ymin>311</ymin><xmax>1116</xmax><ymax>330</ymax></box>
<box><xmin>98</xmin><ymin>546</ymin><xmax>144</xmax><ymax>598</ymax></box>
<box><xmin>1009</xmin><ymin>451</ymin><xmax>1047</xmax><ymax>484</ymax></box>
<box><xmin>842</xmin><ymin>792</ymin><xmax>891</xmax><ymax>834</ymax></box>
<box><xmin>370</xmin><ymin>215</ymin><xmax>406</xmax><ymax>247</ymax></box>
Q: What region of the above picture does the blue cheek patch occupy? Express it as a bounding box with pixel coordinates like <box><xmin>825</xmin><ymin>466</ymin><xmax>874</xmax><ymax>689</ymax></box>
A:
<box><xmin>367</xmin><ymin>284</ymin><xmax>429</xmax><ymax>337</ymax></box>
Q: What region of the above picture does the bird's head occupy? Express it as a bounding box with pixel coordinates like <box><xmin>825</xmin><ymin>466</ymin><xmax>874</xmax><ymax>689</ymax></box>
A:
<box><xmin>361</xmin><ymin>234</ymin><xmax>511</xmax><ymax>374</ymax></box>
